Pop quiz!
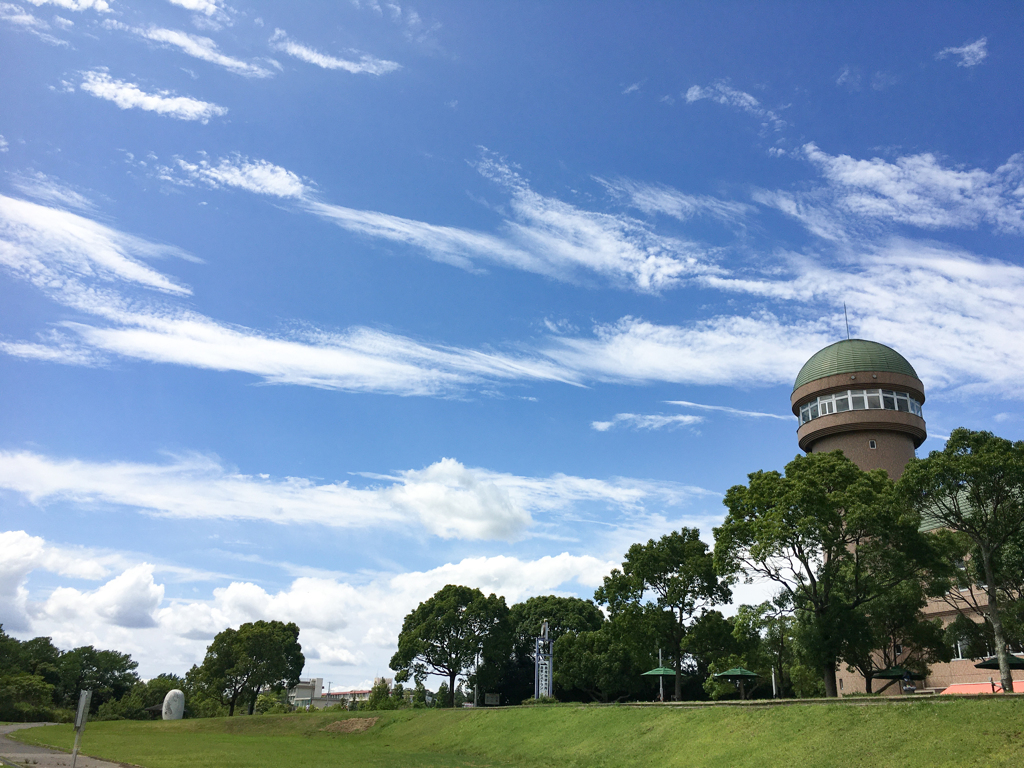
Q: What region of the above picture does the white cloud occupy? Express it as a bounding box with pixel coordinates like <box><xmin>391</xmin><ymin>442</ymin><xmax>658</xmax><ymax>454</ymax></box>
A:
<box><xmin>621</xmin><ymin>81</ymin><xmax>641</xmax><ymax>95</ymax></box>
<box><xmin>0</xmin><ymin>135</ymin><xmax>7</xmax><ymax>152</ymax></box>
<box><xmin>685</xmin><ymin>81</ymin><xmax>787</xmax><ymax>132</ymax></box>
<box><xmin>0</xmin><ymin>193</ymin><xmax>193</xmax><ymax>297</ymax></box>
<box><xmin>542</xmin><ymin>313</ymin><xmax>834</xmax><ymax>388</ymax></box>
<box><xmin>591</xmin><ymin>413</ymin><xmax>704</xmax><ymax>432</ymax></box>
<box><xmin>666</xmin><ymin>400</ymin><xmax>791</xmax><ymax>421</ymax></box>
<box><xmin>161</xmin><ymin>152</ymin><xmax>717</xmax><ymax>292</ymax></box>
<box><xmin>168</xmin><ymin>156</ymin><xmax>309</xmax><ymax>198</ymax></box>
<box><xmin>79</xmin><ymin>69</ymin><xmax>228</xmax><ymax>122</ymax></box>
<box><xmin>6</xmin><ymin>531</ymin><xmax>620</xmax><ymax>680</ymax></box>
<box><xmin>0</xmin><ymin>452</ymin><xmax>706</xmax><ymax>542</ymax></box>
<box><xmin>105</xmin><ymin>21</ymin><xmax>272</xmax><ymax>78</ymax></box>
<box><xmin>937</xmin><ymin>37</ymin><xmax>988</xmax><ymax>67</ymax></box>
<box><xmin>596</xmin><ymin>177</ymin><xmax>754</xmax><ymax>225</ymax></box>
<box><xmin>269</xmin><ymin>29</ymin><xmax>400</xmax><ymax>75</ymax></box>
<box><xmin>166</xmin><ymin>0</ymin><xmax>231</xmax><ymax>19</ymax></box>
<box><xmin>12</xmin><ymin>172</ymin><xmax>96</xmax><ymax>211</ymax></box>
<box><xmin>25</xmin><ymin>0</ymin><xmax>108</xmax><ymax>11</ymax></box>
<box><xmin>790</xmin><ymin>143</ymin><xmax>1024</xmax><ymax>235</ymax></box>
<box><xmin>0</xmin><ymin>2</ymin><xmax>68</xmax><ymax>45</ymax></box>
<box><xmin>42</xmin><ymin>564</ymin><xmax>164</xmax><ymax>629</ymax></box>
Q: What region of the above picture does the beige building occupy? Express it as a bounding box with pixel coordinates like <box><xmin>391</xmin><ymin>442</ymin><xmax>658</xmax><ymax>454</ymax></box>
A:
<box><xmin>791</xmin><ymin>339</ymin><xmax>1024</xmax><ymax>695</ymax></box>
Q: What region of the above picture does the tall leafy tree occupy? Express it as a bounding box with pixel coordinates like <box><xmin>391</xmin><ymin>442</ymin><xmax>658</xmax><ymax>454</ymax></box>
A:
<box><xmin>596</xmin><ymin>528</ymin><xmax>730</xmax><ymax>701</ymax></box>
<box><xmin>716</xmin><ymin>451</ymin><xmax>931</xmax><ymax>697</ymax></box>
<box><xmin>197</xmin><ymin>620</ymin><xmax>303</xmax><ymax>715</ymax></box>
<box><xmin>390</xmin><ymin>584</ymin><xmax>508</xmax><ymax>707</ymax></box>
<box><xmin>55</xmin><ymin>646</ymin><xmax>139</xmax><ymax>711</ymax></box>
<box><xmin>899</xmin><ymin>428</ymin><xmax>1024</xmax><ymax>693</ymax></box>
<box><xmin>478</xmin><ymin>595</ymin><xmax>604</xmax><ymax>704</ymax></box>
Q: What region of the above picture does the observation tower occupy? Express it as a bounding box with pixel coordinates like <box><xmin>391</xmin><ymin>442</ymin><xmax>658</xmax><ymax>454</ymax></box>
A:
<box><xmin>791</xmin><ymin>339</ymin><xmax>927</xmax><ymax>480</ymax></box>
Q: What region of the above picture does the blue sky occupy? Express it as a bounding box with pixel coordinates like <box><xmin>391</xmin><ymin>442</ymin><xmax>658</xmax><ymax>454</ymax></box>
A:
<box><xmin>2</xmin><ymin>0</ymin><xmax>1023</xmax><ymax>689</ymax></box>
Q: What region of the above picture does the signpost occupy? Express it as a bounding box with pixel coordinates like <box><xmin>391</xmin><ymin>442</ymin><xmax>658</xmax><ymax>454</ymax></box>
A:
<box><xmin>534</xmin><ymin>620</ymin><xmax>554</xmax><ymax>699</ymax></box>
<box><xmin>71</xmin><ymin>689</ymin><xmax>92</xmax><ymax>768</ymax></box>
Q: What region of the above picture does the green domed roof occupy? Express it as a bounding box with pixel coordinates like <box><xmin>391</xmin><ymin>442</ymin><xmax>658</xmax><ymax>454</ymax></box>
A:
<box><xmin>793</xmin><ymin>339</ymin><xmax>918</xmax><ymax>391</ymax></box>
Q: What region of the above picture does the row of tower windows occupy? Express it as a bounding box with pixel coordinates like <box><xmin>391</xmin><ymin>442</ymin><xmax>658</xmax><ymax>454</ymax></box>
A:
<box><xmin>799</xmin><ymin>389</ymin><xmax>923</xmax><ymax>425</ymax></box>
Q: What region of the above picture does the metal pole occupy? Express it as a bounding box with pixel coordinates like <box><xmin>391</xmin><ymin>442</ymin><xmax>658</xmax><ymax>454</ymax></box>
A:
<box><xmin>659</xmin><ymin>649</ymin><xmax>664</xmax><ymax>702</ymax></box>
<box><xmin>772</xmin><ymin>667</ymin><xmax>777</xmax><ymax>699</ymax></box>
<box><xmin>71</xmin><ymin>689</ymin><xmax>92</xmax><ymax>768</ymax></box>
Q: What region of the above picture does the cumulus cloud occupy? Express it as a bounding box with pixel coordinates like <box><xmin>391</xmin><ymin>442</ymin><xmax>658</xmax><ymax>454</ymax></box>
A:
<box><xmin>105</xmin><ymin>21</ymin><xmax>273</xmax><ymax>78</ymax></box>
<box><xmin>591</xmin><ymin>413</ymin><xmax>704</xmax><ymax>432</ymax></box>
<box><xmin>79</xmin><ymin>69</ymin><xmax>228</xmax><ymax>122</ymax></box>
<box><xmin>165</xmin><ymin>155</ymin><xmax>309</xmax><ymax>198</ymax></box>
<box><xmin>0</xmin><ymin>451</ymin><xmax>707</xmax><ymax>542</ymax></box>
<box><xmin>937</xmin><ymin>37</ymin><xmax>988</xmax><ymax>67</ymax></box>
<box><xmin>685</xmin><ymin>81</ymin><xmax>787</xmax><ymax>132</ymax></box>
<box><xmin>8</xmin><ymin>532</ymin><xmax>620</xmax><ymax>680</ymax></box>
<box><xmin>269</xmin><ymin>29</ymin><xmax>400</xmax><ymax>75</ymax></box>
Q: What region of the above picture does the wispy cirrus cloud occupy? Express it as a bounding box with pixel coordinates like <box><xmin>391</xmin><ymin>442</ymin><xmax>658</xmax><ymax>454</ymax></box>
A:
<box><xmin>78</xmin><ymin>69</ymin><xmax>228</xmax><ymax>122</ymax></box>
<box><xmin>0</xmin><ymin>451</ymin><xmax>709</xmax><ymax>542</ymax></box>
<box><xmin>757</xmin><ymin>143</ymin><xmax>1024</xmax><ymax>238</ymax></box>
<box><xmin>11</xmin><ymin>172</ymin><xmax>96</xmax><ymax>212</ymax></box>
<box><xmin>596</xmin><ymin>176</ymin><xmax>754</xmax><ymax>226</ymax></box>
<box><xmin>937</xmin><ymin>37</ymin><xmax>988</xmax><ymax>67</ymax></box>
<box><xmin>685</xmin><ymin>81</ymin><xmax>787</xmax><ymax>132</ymax></box>
<box><xmin>159</xmin><ymin>152</ymin><xmax>718</xmax><ymax>292</ymax></box>
<box><xmin>0</xmin><ymin>193</ymin><xmax>579</xmax><ymax>395</ymax></box>
<box><xmin>666</xmin><ymin>400</ymin><xmax>791</xmax><ymax>421</ymax></box>
<box><xmin>0</xmin><ymin>2</ymin><xmax>68</xmax><ymax>45</ymax></box>
<box><xmin>269</xmin><ymin>29</ymin><xmax>400</xmax><ymax>75</ymax></box>
<box><xmin>25</xmin><ymin>0</ymin><xmax>108</xmax><ymax>11</ymax></box>
<box><xmin>591</xmin><ymin>413</ymin><xmax>704</xmax><ymax>432</ymax></box>
<box><xmin>104</xmin><ymin>20</ymin><xmax>273</xmax><ymax>78</ymax></box>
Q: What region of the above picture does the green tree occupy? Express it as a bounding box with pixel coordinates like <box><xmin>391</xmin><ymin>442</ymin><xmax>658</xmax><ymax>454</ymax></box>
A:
<box><xmin>716</xmin><ymin>451</ymin><xmax>931</xmax><ymax>697</ymax></box>
<box><xmin>596</xmin><ymin>528</ymin><xmax>730</xmax><ymax>701</ymax></box>
<box><xmin>390</xmin><ymin>584</ymin><xmax>508</xmax><ymax>708</ymax></box>
<box><xmin>196</xmin><ymin>621</ymin><xmax>304</xmax><ymax>715</ymax></box>
<box><xmin>55</xmin><ymin>646</ymin><xmax>139</xmax><ymax>711</ymax></box>
<box><xmin>840</xmin><ymin>579</ymin><xmax>949</xmax><ymax>694</ymax></box>
<box><xmin>900</xmin><ymin>428</ymin><xmax>1024</xmax><ymax>692</ymax></box>
<box><xmin>552</xmin><ymin>614</ymin><xmax>656</xmax><ymax>703</ymax></box>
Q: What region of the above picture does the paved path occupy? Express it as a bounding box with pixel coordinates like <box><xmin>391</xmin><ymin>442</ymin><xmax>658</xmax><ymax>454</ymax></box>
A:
<box><xmin>0</xmin><ymin>724</ymin><xmax>127</xmax><ymax>768</ymax></box>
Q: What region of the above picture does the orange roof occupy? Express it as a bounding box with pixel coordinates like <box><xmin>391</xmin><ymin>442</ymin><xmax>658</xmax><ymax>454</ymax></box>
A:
<box><xmin>940</xmin><ymin>682</ymin><xmax>1004</xmax><ymax>695</ymax></box>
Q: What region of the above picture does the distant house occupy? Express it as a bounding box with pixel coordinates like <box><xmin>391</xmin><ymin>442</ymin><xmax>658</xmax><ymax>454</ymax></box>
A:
<box><xmin>287</xmin><ymin>678</ymin><xmax>373</xmax><ymax>709</ymax></box>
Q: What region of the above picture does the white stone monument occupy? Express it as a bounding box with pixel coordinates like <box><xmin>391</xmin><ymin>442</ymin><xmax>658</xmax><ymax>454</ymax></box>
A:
<box><xmin>162</xmin><ymin>689</ymin><xmax>185</xmax><ymax>720</ymax></box>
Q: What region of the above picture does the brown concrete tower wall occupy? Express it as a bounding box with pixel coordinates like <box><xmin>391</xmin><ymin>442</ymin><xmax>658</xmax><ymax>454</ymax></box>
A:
<box><xmin>810</xmin><ymin>430</ymin><xmax>916</xmax><ymax>480</ymax></box>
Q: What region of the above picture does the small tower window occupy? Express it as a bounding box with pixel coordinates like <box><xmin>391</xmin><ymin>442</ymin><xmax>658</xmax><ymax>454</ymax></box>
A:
<box><xmin>869</xmin><ymin>440</ymin><xmax>877</xmax><ymax>449</ymax></box>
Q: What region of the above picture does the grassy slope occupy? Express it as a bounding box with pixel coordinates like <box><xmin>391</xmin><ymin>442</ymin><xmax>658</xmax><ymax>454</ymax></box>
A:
<box><xmin>13</xmin><ymin>699</ymin><xmax>1024</xmax><ymax>768</ymax></box>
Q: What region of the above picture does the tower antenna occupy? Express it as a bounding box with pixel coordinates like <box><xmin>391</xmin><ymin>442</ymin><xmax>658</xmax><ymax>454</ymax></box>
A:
<box><xmin>844</xmin><ymin>302</ymin><xmax>851</xmax><ymax>340</ymax></box>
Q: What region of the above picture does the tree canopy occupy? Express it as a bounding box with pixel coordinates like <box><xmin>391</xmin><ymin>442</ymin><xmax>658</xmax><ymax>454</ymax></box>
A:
<box><xmin>390</xmin><ymin>584</ymin><xmax>508</xmax><ymax>707</ymax></box>
<box><xmin>596</xmin><ymin>528</ymin><xmax>730</xmax><ymax>701</ymax></box>
<box><xmin>900</xmin><ymin>428</ymin><xmax>1024</xmax><ymax>692</ymax></box>
<box><xmin>195</xmin><ymin>620</ymin><xmax>304</xmax><ymax>715</ymax></box>
<box><xmin>716</xmin><ymin>450</ymin><xmax>932</xmax><ymax>697</ymax></box>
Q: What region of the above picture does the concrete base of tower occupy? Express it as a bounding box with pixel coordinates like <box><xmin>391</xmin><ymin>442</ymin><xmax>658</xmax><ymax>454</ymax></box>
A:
<box><xmin>809</xmin><ymin>430</ymin><xmax>916</xmax><ymax>480</ymax></box>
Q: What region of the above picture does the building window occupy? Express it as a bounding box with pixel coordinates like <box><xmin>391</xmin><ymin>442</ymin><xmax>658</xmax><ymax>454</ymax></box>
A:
<box><xmin>798</xmin><ymin>389</ymin><xmax>923</xmax><ymax>425</ymax></box>
<box><xmin>839</xmin><ymin>678</ymin><xmax>844</xmax><ymax>691</ymax></box>
<box><xmin>869</xmin><ymin>440</ymin><xmax>877</xmax><ymax>449</ymax></box>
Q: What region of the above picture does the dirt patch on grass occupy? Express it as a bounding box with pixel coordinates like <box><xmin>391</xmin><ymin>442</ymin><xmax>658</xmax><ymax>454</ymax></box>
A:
<box><xmin>322</xmin><ymin>717</ymin><xmax>378</xmax><ymax>734</ymax></box>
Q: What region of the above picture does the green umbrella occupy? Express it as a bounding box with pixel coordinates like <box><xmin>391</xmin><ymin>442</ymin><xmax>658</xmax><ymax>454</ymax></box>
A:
<box><xmin>642</xmin><ymin>667</ymin><xmax>677</xmax><ymax>676</ymax></box>
<box><xmin>713</xmin><ymin>668</ymin><xmax>758</xmax><ymax>700</ymax></box>
<box><xmin>873</xmin><ymin>666</ymin><xmax>925</xmax><ymax>680</ymax></box>
<box><xmin>974</xmin><ymin>654</ymin><xmax>1024</xmax><ymax>670</ymax></box>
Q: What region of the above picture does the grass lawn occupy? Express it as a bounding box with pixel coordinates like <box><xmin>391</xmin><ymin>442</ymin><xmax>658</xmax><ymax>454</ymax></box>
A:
<box><xmin>12</xmin><ymin>698</ymin><xmax>1024</xmax><ymax>768</ymax></box>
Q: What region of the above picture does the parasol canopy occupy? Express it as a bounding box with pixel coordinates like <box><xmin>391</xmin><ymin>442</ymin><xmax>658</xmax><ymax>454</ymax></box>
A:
<box><xmin>873</xmin><ymin>666</ymin><xmax>925</xmax><ymax>680</ymax></box>
<box><xmin>974</xmin><ymin>654</ymin><xmax>1024</xmax><ymax>670</ymax></box>
<box><xmin>713</xmin><ymin>667</ymin><xmax>758</xmax><ymax>680</ymax></box>
<box><xmin>642</xmin><ymin>667</ymin><xmax>678</xmax><ymax>676</ymax></box>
